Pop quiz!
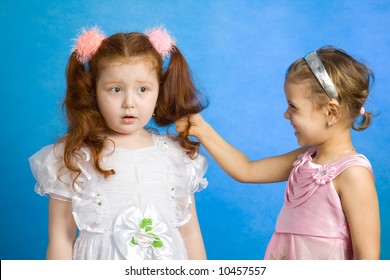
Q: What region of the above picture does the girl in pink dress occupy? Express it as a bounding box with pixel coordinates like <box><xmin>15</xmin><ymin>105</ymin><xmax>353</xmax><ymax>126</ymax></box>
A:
<box><xmin>176</xmin><ymin>46</ymin><xmax>380</xmax><ymax>259</ymax></box>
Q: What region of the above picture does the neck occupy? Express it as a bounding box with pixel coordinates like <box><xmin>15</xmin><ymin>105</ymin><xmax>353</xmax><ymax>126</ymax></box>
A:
<box><xmin>103</xmin><ymin>129</ymin><xmax>154</xmax><ymax>150</ymax></box>
<box><xmin>313</xmin><ymin>129</ymin><xmax>355</xmax><ymax>164</ymax></box>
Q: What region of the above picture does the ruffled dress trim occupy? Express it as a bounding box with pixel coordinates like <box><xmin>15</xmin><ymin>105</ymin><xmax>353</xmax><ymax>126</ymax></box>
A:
<box><xmin>29</xmin><ymin>144</ymin><xmax>74</xmax><ymax>201</ymax></box>
<box><xmin>153</xmin><ymin>134</ymin><xmax>208</xmax><ymax>226</ymax></box>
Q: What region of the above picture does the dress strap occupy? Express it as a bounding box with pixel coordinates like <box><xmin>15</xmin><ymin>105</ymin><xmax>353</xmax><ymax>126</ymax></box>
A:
<box><xmin>332</xmin><ymin>154</ymin><xmax>373</xmax><ymax>178</ymax></box>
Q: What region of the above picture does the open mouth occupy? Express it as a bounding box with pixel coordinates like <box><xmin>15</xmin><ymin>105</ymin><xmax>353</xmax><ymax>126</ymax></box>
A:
<box><xmin>291</xmin><ymin>124</ymin><xmax>299</xmax><ymax>134</ymax></box>
<box><xmin>122</xmin><ymin>115</ymin><xmax>137</xmax><ymax>123</ymax></box>
<box><xmin>123</xmin><ymin>115</ymin><xmax>136</xmax><ymax>119</ymax></box>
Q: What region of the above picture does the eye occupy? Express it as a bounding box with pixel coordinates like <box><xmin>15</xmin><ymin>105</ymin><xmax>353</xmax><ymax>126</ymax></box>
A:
<box><xmin>110</xmin><ymin>86</ymin><xmax>122</xmax><ymax>94</ymax></box>
<box><xmin>288</xmin><ymin>103</ymin><xmax>297</xmax><ymax>110</ymax></box>
<box><xmin>137</xmin><ymin>86</ymin><xmax>148</xmax><ymax>94</ymax></box>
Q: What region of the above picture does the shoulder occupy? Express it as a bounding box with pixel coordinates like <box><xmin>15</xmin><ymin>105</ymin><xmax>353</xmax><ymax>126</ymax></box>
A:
<box><xmin>154</xmin><ymin>134</ymin><xmax>207</xmax><ymax>164</ymax></box>
<box><xmin>333</xmin><ymin>155</ymin><xmax>375</xmax><ymax>197</ymax></box>
<box><xmin>29</xmin><ymin>142</ymin><xmax>76</xmax><ymax>201</ymax></box>
<box><xmin>154</xmin><ymin>133</ymin><xmax>208</xmax><ymax>191</ymax></box>
<box><xmin>290</xmin><ymin>146</ymin><xmax>315</xmax><ymax>166</ymax></box>
<box><xmin>29</xmin><ymin>143</ymin><xmax>65</xmax><ymax>167</ymax></box>
<box><xmin>333</xmin><ymin>153</ymin><xmax>373</xmax><ymax>178</ymax></box>
<box><xmin>154</xmin><ymin>134</ymin><xmax>181</xmax><ymax>152</ymax></box>
<box><xmin>337</xmin><ymin>164</ymin><xmax>373</xmax><ymax>184</ymax></box>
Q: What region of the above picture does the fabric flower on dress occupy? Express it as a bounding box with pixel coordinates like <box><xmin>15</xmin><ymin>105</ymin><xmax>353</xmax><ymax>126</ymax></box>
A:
<box><xmin>72</xmin><ymin>192</ymin><xmax>111</xmax><ymax>233</ymax></box>
<box><xmin>130</xmin><ymin>218</ymin><xmax>164</xmax><ymax>249</ymax></box>
<box><xmin>156</xmin><ymin>136</ymin><xmax>170</xmax><ymax>151</ymax></box>
<box><xmin>292</xmin><ymin>154</ymin><xmax>303</xmax><ymax>167</ymax></box>
<box><xmin>112</xmin><ymin>204</ymin><xmax>174</xmax><ymax>260</ymax></box>
<box><xmin>312</xmin><ymin>165</ymin><xmax>336</xmax><ymax>185</ymax></box>
<box><xmin>292</xmin><ymin>149</ymin><xmax>313</xmax><ymax>167</ymax></box>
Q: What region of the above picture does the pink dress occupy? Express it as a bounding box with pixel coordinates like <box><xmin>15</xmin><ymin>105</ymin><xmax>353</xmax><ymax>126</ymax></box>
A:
<box><xmin>264</xmin><ymin>147</ymin><xmax>373</xmax><ymax>260</ymax></box>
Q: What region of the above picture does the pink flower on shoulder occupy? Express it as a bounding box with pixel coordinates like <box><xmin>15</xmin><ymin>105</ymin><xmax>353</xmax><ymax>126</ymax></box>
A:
<box><xmin>292</xmin><ymin>154</ymin><xmax>303</xmax><ymax>166</ymax></box>
<box><xmin>312</xmin><ymin>165</ymin><xmax>336</xmax><ymax>185</ymax></box>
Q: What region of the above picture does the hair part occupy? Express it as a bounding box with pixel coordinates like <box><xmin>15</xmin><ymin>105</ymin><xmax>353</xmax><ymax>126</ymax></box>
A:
<box><xmin>62</xmin><ymin>32</ymin><xmax>207</xmax><ymax>188</ymax></box>
<box><xmin>286</xmin><ymin>46</ymin><xmax>374</xmax><ymax>131</ymax></box>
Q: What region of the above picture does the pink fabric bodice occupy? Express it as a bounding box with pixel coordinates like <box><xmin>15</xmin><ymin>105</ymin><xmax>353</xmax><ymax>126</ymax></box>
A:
<box><xmin>264</xmin><ymin>147</ymin><xmax>373</xmax><ymax>260</ymax></box>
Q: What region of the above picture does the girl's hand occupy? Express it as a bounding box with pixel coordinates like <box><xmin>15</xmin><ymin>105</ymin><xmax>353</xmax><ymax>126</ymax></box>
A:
<box><xmin>175</xmin><ymin>116</ymin><xmax>190</xmax><ymax>134</ymax></box>
<box><xmin>175</xmin><ymin>113</ymin><xmax>206</xmax><ymax>138</ymax></box>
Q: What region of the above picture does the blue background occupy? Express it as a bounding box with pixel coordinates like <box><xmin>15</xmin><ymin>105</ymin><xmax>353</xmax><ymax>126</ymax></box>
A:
<box><xmin>1</xmin><ymin>0</ymin><xmax>389</xmax><ymax>260</ymax></box>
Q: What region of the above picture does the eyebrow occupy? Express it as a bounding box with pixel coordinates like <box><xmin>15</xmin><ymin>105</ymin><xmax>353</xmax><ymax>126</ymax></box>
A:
<box><xmin>102</xmin><ymin>80</ymin><xmax>122</xmax><ymax>85</ymax></box>
<box><xmin>135</xmin><ymin>79</ymin><xmax>156</xmax><ymax>86</ymax></box>
<box><xmin>100</xmin><ymin>79</ymin><xmax>156</xmax><ymax>86</ymax></box>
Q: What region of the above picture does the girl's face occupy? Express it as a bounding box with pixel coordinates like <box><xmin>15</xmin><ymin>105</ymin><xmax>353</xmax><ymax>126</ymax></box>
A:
<box><xmin>283</xmin><ymin>81</ymin><xmax>329</xmax><ymax>146</ymax></box>
<box><xmin>96</xmin><ymin>58</ymin><xmax>159</xmax><ymax>138</ymax></box>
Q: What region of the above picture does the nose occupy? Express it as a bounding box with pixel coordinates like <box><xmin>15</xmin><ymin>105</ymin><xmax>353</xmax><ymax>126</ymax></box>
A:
<box><xmin>284</xmin><ymin>108</ymin><xmax>290</xmax><ymax>120</ymax></box>
<box><xmin>122</xmin><ymin>92</ymin><xmax>134</xmax><ymax>109</ymax></box>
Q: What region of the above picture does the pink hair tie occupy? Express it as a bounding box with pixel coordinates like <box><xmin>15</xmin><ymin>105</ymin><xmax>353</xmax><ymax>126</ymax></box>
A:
<box><xmin>145</xmin><ymin>25</ymin><xmax>176</xmax><ymax>59</ymax></box>
<box><xmin>360</xmin><ymin>106</ymin><xmax>366</xmax><ymax>115</ymax></box>
<box><xmin>72</xmin><ymin>26</ymin><xmax>106</xmax><ymax>64</ymax></box>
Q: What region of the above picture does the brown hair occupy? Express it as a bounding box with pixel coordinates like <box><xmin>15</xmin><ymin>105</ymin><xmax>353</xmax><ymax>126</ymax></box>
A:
<box><xmin>61</xmin><ymin>32</ymin><xmax>207</xmax><ymax>186</ymax></box>
<box><xmin>286</xmin><ymin>46</ymin><xmax>374</xmax><ymax>131</ymax></box>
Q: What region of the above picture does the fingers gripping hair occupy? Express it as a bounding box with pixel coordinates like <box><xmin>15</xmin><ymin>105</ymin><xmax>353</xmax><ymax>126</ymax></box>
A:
<box><xmin>154</xmin><ymin>47</ymin><xmax>208</xmax><ymax>158</ymax></box>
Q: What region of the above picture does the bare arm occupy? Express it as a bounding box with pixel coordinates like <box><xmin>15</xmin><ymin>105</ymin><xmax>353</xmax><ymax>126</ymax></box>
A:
<box><xmin>179</xmin><ymin>195</ymin><xmax>206</xmax><ymax>260</ymax></box>
<box><xmin>335</xmin><ymin>166</ymin><xmax>380</xmax><ymax>259</ymax></box>
<box><xmin>176</xmin><ymin>114</ymin><xmax>308</xmax><ymax>183</ymax></box>
<box><xmin>46</xmin><ymin>198</ymin><xmax>77</xmax><ymax>260</ymax></box>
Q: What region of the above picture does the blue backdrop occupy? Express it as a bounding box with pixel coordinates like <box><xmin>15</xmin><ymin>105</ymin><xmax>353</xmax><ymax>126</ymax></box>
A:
<box><xmin>1</xmin><ymin>0</ymin><xmax>389</xmax><ymax>260</ymax></box>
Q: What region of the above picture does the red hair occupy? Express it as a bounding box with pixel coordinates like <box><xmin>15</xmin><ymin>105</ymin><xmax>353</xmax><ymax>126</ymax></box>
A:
<box><xmin>61</xmin><ymin>32</ymin><xmax>207</xmax><ymax>187</ymax></box>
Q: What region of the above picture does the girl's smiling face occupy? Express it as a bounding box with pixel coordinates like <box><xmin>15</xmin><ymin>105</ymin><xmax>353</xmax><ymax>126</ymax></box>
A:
<box><xmin>96</xmin><ymin>57</ymin><xmax>159</xmax><ymax>137</ymax></box>
<box><xmin>283</xmin><ymin>80</ymin><xmax>329</xmax><ymax>146</ymax></box>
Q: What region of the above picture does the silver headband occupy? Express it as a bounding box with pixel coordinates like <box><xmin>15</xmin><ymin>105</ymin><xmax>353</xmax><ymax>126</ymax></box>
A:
<box><xmin>304</xmin><ymin>51</ymin><xmax>340</xmax><ymax>100</ymax></box>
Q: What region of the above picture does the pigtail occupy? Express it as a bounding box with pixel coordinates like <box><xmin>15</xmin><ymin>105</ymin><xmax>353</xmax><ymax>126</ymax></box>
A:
<box><xmin>353</xmin><ymin>111</ymin><xmax>373</xmax><ymax>131</ymax></box>
<box><xmin>60</xmin><ymin>51</ymin><xmax>114</xmax><ymax>190</ymax></box>
<box><xmin>155</xmin><ymin>47</ymin><xmax>208</xmax><ymax>158</ymax></box>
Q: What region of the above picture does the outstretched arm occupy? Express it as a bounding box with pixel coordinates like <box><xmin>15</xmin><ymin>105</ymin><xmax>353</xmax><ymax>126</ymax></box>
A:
<box><xmin>46</xmin><ymin>198</ymin><xmax>77</xmax><ymax>260</ymax></box>
<box><xmin>176</xmin><ymin>114</ymin><xmax>308</xmax><ymax>183</ymax></box>
<box><xmin>179</xmin><ymin>195</ymin><xmax>206</xmax><ymax>260</ymax></box>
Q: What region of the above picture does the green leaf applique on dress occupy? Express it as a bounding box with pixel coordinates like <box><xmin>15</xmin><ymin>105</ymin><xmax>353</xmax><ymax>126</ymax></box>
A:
<box><xmin>130</xmin><ymin>217</ymin><xmax>164</xmax><ymax>248</ymax></box>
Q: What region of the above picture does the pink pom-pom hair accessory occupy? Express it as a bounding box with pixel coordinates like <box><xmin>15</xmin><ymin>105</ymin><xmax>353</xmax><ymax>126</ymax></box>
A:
<box><xmin>72</xmin><ymin>26</ymin><xmax>106</xmax><ymax>64</ymax></box>
<box><xmin>145</xmin><ymin>25</ymin><xmax>176</xmax><ymax>59</ymax></box>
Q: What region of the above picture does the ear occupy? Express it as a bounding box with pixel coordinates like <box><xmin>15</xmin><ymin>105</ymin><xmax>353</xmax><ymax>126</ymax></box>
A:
<box><xmin>324</xmin><ymin>100</ymin><xmax>341</xmax><ymax>125</ymax></box>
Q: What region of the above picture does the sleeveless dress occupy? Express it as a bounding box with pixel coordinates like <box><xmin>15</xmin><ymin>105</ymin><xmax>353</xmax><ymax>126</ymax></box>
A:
<box><xmin>264</xmin><ymin>147</ymin><xmax>373</xmax><ymax>260</ymax></box>
<box><xmin>29</xmin><ymin>134</ymin><xmax>208</xmax><ymax>260</ymax></box>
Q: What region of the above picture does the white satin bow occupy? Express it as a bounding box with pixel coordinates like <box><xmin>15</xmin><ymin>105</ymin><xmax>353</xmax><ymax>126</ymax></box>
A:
<box><xmin>112</xmin><ymin>204</ymin><xmax>174</xmax><ymax>260</ymax></box>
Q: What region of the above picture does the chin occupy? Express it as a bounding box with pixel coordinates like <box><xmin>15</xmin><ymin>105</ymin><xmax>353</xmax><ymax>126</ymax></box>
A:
<box><xmin>296</xmin><ymin>139</ymin><xmax>306</xmax><ymax>147</ymax></box>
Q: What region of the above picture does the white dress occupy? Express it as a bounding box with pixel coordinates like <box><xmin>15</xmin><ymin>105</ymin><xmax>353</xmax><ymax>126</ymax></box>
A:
<box><xmin>29</xmin><ymin>134</ymin><xmax>208</xmax><ymax>260</ymax></box>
